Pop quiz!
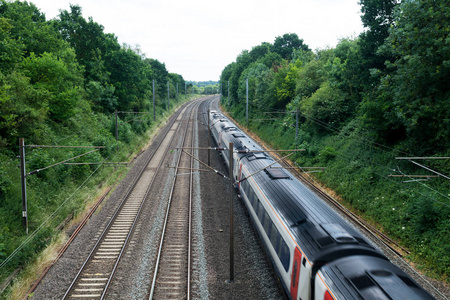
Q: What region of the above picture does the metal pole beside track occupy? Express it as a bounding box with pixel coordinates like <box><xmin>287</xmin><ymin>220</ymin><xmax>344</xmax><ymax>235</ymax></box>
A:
<box><xmin>19</xmin><ymin>138</ymin><xmax>28</xmax><ymax>235</ymax></box>
<box><xmin>229</xmin><ymin>142</ymin><xmax>234</xmax><ymax>282</ymax></box>
<box><xmin>228</xmin><ymin>80</ymin><xmax>230</xmax><ymax>103</ymax></box>
<box><xmin>115</xmin><ymin>110</ymin><xmax>118</xmax><ymax>142</ymax></box>
<box><xmin>167</xmin><ymin>81</ymin><xmax>170</xmax><ymax>110</ymax></box>
<box><xmin>246</xmin><ymin>79</ymin><xmax>249</xmax><ymax>127</ymax></box>
<box><xmin>208</xmin><ymin>109</ymin><xmax>211</xmax><ymax>166</ymax></box>
<box><xmin>153</xmin><ymin>80</ymin><xmax>156</xmax><ymax>122</ymax></box>
<box><xmin>296</xmin><ymin>108</ymin><xmax>299</xmax><ymax>147</ymax></box>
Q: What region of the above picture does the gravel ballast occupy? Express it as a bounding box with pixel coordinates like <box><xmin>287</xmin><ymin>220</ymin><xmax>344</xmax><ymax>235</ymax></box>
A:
<box><xmin>30</xmin><ymin>97</ymin><xmax>286</xmax><ymax>299</ymax></box>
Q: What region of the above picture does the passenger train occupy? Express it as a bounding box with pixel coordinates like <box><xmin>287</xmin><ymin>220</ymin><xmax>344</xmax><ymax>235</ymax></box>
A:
<box><xmin>209</xmin><ymin>110</ymin><xmax>435</xmax><ymax>300</ymax></box>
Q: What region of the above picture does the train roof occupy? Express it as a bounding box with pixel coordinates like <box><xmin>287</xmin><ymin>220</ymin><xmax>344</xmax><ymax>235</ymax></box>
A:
<box><xmin>245</xmin><ymin>156</ymin><xmax>383</xmax><ymax>263</ymax></box>
<box><xmin>212</xmin><ymin>116</ymin><xmax>385</xmax><ymax>266</ymax></box>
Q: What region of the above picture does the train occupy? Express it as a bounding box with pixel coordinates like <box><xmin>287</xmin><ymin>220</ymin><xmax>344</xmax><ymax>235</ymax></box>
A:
<box><xmin>209</xmin><ymin>110</ymin><xmax>435</xmax><ymax>300</ymax></box>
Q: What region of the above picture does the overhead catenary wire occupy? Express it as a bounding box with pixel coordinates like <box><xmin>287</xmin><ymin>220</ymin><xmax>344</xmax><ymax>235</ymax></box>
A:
<box><xmin>25</xmin><ymin>145</ymin><xmax>105</xmax><ymax>148</ymax></box>
<box><xmin>0</xmin><ymin>156</ymin><xmax>108</xmax><ymax>271</ymax></box>
<box><xmin>1</xmin><ymin>103</ymin><xmax>171</xmax><ymax>271</ymax></box>
<box><xmin>278</xmin><ymin>109</ymin><xmax>414</xmax><ymax>157</ymax></box>
<box><xmin>396</xmin><ymin>167</ymin><xmax>450</xmax><ymax>205</ymax></box>
<box><xmin>120</xmin><ymin>112</ymin><xmax>152</xmax><ymax>125</ymax></box>
<box><xmin>237</xmin><ymin>152</ymin><xmax>294</xmax><ymax>184</ymax></box>
<box><xmin>27</xmin><ymin>149</ymin><xmax>99</xmax><ymax>176</ymax></box>
<box><xmin>233</xmin><ymin>107</ymin><xmax>449</xmax><ymax>208</ymax></box>
<box><xmin>283</xmin><ymin>111</ymin><xmax>449</xmax><ymax>200</ymax></box>
<box><xmin>405</xmin><ymin>160</ymin><xmax>450</xmax><ymax>181</ymax></box>
<box><xmin>180</xmin><ymin>149</ymin><xmax>228</xmax><ymax>179</ymax></box>
<box><xmin>227</xmin><ymin>105</ymin><xmax>448</xmax><ymax>298</ymax></box>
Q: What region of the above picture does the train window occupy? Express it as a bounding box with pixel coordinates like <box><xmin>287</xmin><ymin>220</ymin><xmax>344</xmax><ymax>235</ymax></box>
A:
<box><xmin>241</xmin><ymin>180</ymin><xmax>247</xmax><ymax>195</ymax></box>
<box><xmin>277</xmin><ymin>236</ymin><xmax>283</xmax><ymax>255</ymax></box>
<box><xmin>248</xmin><ymin>188</ymin><xmax>255</xmax><ymax>206</ymax></box>
<box><xmin>263</xmin><ymin>211</ymin><xmax>270</xmax><ymax>234</ymax></box>
<box><xmin>279</xmin><ymin>238</ymin><xmax>290</xmax><ymax>271</ymax></box>
<box><xmin>269</xmin><ymin>221</ymin><xmax>279</xmax><ymax>249</ymax></box>
<box><xmin>245</xmin><ymin>181</ymin><xmax>251</xmax><ymax>196</ymax></box>
<box><xmin>257</xmin><ymin>202</ymin><xmax>264</xmax><ymax>223</ymax></box>
<box><xmin>253</xmin><ymin>198</ymin><xmax>259</xmax><ymax>210</ymax></box>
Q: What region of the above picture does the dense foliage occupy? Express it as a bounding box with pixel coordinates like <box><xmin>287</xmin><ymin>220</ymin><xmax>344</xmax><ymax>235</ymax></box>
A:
<box><xmin>188</xmin><ymin>81</ymin><xmax>219</xmax><ymax>94</ymax></box>
<box><xmin>0</xmin><ymin>0</ymin><xmax>192</xmax><ymax>289</ymax></box>
<box><xmin>220</xmin><ymin>1</ymin><xmax>449</xmax><ymax>280</ymax></box>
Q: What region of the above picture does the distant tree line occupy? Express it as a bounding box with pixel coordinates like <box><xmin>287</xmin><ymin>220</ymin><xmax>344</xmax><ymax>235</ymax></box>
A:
<box><xmin>188</xmin><ymin>81</ymin><xmax>219</xmax><ymax>95</ymax></box>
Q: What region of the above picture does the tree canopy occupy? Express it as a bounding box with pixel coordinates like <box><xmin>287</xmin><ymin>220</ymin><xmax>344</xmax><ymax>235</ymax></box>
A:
<box><xmin>219</xmin><ymin>1</ymin><xmax>450</xmax><ymax>279</ymax></box>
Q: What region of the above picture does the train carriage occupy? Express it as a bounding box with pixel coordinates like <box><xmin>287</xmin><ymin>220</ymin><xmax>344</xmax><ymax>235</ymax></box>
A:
<box><xmin>209</xmin><ymin>111</ymin><xmax>434</xmax><ymax>300</ymax></box>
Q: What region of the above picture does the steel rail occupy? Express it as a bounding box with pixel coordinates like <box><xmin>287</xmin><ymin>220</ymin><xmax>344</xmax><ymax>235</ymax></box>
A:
<box><xmin>186</xmin><ymin>96</ymin><xmax>205</xmax><ymax>300</ymax></box>
<box><xmin>148</xmin><ymin>100</ymin><xmax>200</xmax><ymax>299</ymax></box>
<box><xmin>62</xmin><ymin>103</ymin><xmax>189</xmax><ymax>299</ymax></box>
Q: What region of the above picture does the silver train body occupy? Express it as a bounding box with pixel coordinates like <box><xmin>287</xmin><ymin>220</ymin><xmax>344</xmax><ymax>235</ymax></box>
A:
<box><xmin>209</xmin><ymin>111</ymin><xmax>435</xmax><ymax>300</ymax></box>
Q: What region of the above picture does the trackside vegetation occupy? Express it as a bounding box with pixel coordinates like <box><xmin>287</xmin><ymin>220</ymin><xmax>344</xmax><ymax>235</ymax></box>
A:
<box><xmin>0</xmin><ymin>1</ymin><xmax>195</xmax><ymax>295</ymax></box>
<box><xmin>220</xmin><ymin>0</ymin><xmax>449</xmax><ymax>281</ymax></box>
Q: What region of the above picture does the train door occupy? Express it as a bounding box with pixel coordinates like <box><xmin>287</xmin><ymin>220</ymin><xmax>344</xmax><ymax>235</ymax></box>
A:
<box><xmin>290</xmin><ymin>247</ymin><xmax>302</xmax><ymax>300</ymax></box>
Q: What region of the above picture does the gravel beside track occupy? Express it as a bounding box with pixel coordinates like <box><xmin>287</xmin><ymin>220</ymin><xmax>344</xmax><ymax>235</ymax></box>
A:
<box><xmin>195</xmin><ymin>98</ymin><xmax>285</xmax><ymax>299</ymax></box>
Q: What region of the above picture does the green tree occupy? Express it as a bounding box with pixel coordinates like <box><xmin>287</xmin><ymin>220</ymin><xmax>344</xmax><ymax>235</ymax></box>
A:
<box><xmin>300</xmin><ymin>81</ymin><xmax>352</xmax><ymax>133</ymax></box>
<box><xmin>237</xmin><ymin>62</ymin><xmax>271</xmax><ymax>111</ymax></box>
<box><xmin>294</xmin><ymin>49</ymin><xmax>330</xmax><ymax>102</ymax></box>
<box><xmin>54</xmin><ymin>5</ymin><xmax>120</xmax><ymax>113</ymax></box>
<box><xmin>273</xmin><ymin>60</ymin><xmax>301</xmax><ymax>109</ymax></box>
<box><xmin>359</xmin><ymin>0</ymin><xmax>399</xmax><ymax>64</ymax></box>
<box><xmin>146</xmin><ymin>58</ymin><xmax>168</xmax><ymax>100</ymax></box>
<box><xmin>375</xmin><ymin>0</ymin><xmax>450</xmax><ymax>152</ymax></box>
<box><xmin>54</xmin><ymin>5</ymin><xmax>120</xmax><ymax>82</ymax></box>
<box><xmin>358</xmin><ymin>0</ymin><xmax>399</xmax><ymax>86</ymax></box>
<box><xmin>20</xmin><ymin>49</ymin><xmax>84</xmax><ymax>122</ymax></box>
<box><xmin>0</xmin><ymin>17</ymin><xmax>23</xmax><ymax>73</ymax></box>
<box><xmin>220</xmin><ymin>62</ymin><xmax>235</xmax><ymax>98</ymax></box>
<box><xmin>272</xmin><ymin>33</ymin><xmax>310</xmax><ymax>61</ymax></box>
<box><xmin>0</xmin><ymin>0</ymin><xmax>66</xmax><ymax>57</ymax></box>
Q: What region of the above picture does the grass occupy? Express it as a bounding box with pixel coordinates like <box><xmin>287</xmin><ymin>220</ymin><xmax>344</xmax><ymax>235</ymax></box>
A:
<box><xmin>0</xmin><ymin>95</ymin><xmax>197</xmax><ymax>299</ymax></box>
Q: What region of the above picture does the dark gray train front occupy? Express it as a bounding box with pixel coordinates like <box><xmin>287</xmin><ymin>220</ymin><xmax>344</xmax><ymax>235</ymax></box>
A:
<box><xmin>315</xmin><ymin>255</ymin><xmax>435</xmax><ymax>299</ymax></box>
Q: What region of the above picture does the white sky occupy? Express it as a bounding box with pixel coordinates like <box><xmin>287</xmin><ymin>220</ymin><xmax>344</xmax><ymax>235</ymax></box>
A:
<box><xmin>31</xmin><ymin>0</ymin><xmax>364</xmax><ymax>82</ymax></box>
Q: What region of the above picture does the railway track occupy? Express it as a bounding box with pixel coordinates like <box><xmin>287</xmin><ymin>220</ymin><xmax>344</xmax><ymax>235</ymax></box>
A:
<box><xmin>148</xmin><ymin>100</ymin><xmax>198</xmax><ymax>299</ymax></box>
<box><xmin>62</xmin><ymin>101</ymin><xmax>197</xmax><ymax>299</ymax></box>
<box><xmin>148</xmin><ymin>95</ymin><xmax>220</xmax><ymax>299</ymax></box>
